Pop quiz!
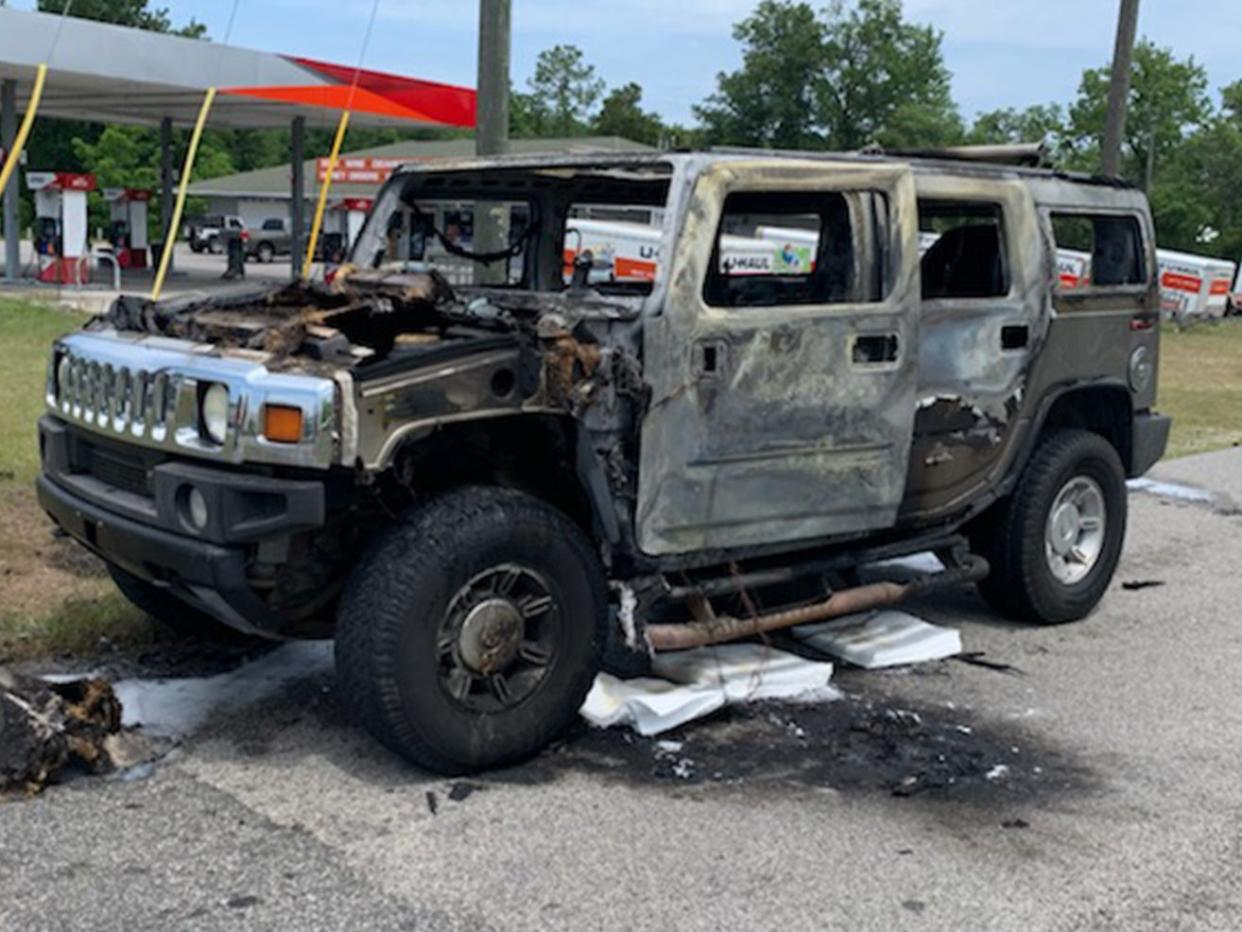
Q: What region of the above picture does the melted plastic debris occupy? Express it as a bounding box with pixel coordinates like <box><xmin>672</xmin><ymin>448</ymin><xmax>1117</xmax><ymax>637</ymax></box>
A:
<box><xmin>579</xmin><ymin>643</ymin><xmax>838</xmax><ymax>737</ymax></box>
<box><xmin>792</xmin><ymin>610</ymin><xmax>962</xmax><ymax>670</ymax></box>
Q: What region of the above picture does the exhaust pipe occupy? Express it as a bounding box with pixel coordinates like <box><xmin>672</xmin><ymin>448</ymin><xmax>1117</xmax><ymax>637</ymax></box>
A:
<box><xmin>645</xmin><ymin>556</ymin><xmax>989</xmax><ymax>652</ymax></box>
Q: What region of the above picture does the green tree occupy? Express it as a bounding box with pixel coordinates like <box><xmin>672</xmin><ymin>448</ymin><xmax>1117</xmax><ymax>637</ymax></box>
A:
<box><xmin>819</xmin><ymin>0</ymin><xmax>962</xmax><ymax>149</ymax></box>
<box><xmin>592</xmin><ymin>83</ymin><xmax>665</xmax><ymax>146</ymax></box>
<box><xmin>36</xmin><ymin>0</ymin><xmax>205</xmax><ymax>37</ymax></box>
<box><xmin>969</xmin><ymin>105</ymin><xmax>1066</xmax><ymax>146</ymax></box>
<box><xmin>1147</xmin><ymin>81</ymin><xmax>1242</xmax><ymax>258</ymax></box>
<box><xmin>695</xmin><ymin>0</ymin><xmax>960</xmax><ymax>150</ymax></box>
<box><xmin>694</xmin><ymin>1</ymin><xmax>826</xmax><ymax>148</ymax></box>
<box><xmin>524</xmin><ymin>45</ymin><xmax>605</xmax><ymax>137</ymax></box>
<box><xmin>1066</xmin><ymin>41</ymin><xmax>1211</xmax><ymax>184</ymax></box>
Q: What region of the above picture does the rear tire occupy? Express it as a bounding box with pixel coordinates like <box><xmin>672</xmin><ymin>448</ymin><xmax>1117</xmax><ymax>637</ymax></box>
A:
<box><xmin>335</xmin><ymin>487</ymin><xmax>606</xmax><ymax>774</ymax></box>
<box><xmin>108</xmin><ymin>565</ymin><xmax>255</xmax><ymax>642</ymax></box>
<box><xmin>257</xmin><ymin>243</ymin><xmax>275</xmax><ymax>263</ymax></box>
<box><xmin>207</xmin><ymin>236</ymin><xmax>223</xmax><ymax>255</ymax></box>
<box><xmin>972</xmin><ymin>430</ymin><xmax>1127</xmax><ymax>625</ymax></box>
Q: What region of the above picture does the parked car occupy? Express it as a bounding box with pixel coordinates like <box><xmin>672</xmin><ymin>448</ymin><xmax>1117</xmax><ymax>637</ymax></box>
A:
<box><xmin>246</xmin><ymin>217</ymin><xmax>292</xmax><ymax>263</ymax></box>
<box><xmin>188</xmin><ymin>214</ymin><xmax>246</xmax><ymax>254</ymax></box>
<box><xmin>39</xmin><ymin>149</ymin><xmax>1170</xmax><ymax>774</ymax></box>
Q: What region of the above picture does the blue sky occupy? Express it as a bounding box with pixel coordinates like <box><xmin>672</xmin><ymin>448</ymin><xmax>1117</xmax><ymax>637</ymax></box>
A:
<box><xmin>11</xmin><ymin>0</ymin><xmax>1242</xmax><ymax>124</ymax></box>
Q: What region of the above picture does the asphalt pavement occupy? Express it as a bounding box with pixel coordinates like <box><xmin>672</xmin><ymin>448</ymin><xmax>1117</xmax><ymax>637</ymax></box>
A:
<box><xmin>3</xmin><ymin>448</ymin><xmax>1241</xmax><ymax>932</ymax></box>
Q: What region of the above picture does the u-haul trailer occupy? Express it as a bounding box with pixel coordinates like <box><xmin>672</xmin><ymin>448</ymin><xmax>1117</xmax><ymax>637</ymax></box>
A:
<box><xmin>1156</xmin><ymin>249</ymin><xmax>1237</xmax><ymax>322</ymax></box>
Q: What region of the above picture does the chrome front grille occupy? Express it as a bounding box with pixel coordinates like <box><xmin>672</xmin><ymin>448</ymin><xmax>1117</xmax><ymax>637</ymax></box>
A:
<box><xmin>59</xmin><ymin>355</ymin><xmax>176</xmax><ymax>441</ymax></box>
<box><xmin>47</xmin><ymin>329</ymin><xmax>341</xmax><ymax>470</ymax></box>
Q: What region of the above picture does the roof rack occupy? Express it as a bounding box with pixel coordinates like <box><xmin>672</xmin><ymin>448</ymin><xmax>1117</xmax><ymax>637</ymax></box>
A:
<box><xmin>708</xmin><ymin>142</ymin><xmax>1050</xmax><ymax>168</ymax></box>
<box><xmin>868</xmin><ymin>142</ymin><xmax>1049</xmax><ymax>167</ymax></box>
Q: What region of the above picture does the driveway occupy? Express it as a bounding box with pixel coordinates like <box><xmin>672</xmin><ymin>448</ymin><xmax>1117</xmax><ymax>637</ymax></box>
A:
<box><xmin>3</xmin><ymin>449</ymin><xmax>1241</xmax><ymax>932</ymax></box>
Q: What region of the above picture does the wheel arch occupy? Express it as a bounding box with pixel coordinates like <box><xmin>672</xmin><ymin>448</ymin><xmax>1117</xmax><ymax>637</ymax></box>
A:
<box><xmin>1007</xmin><ymin>380</ymin><xmax>1135</xmax><ymax>494</ymax></box>
<box><xmin>385</xmin><ymin>413</ymin><xmax>622</xmax><ymax>548</ymax></box>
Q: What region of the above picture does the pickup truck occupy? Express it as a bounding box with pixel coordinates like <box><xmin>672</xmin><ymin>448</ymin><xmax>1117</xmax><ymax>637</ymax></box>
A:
<box><xmin>246</xmin><ymin>217</ymin><xmax>293</xmax><ymax>263</ymax></box>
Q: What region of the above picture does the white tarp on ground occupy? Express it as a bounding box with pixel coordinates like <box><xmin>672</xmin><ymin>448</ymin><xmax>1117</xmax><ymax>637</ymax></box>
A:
<box><xmin>1127</xmin><ymin>477</ymin><xmax>1214</xmax><ymax>503</ymax></box>
<box><xmin>580</xmin><ymin>643</ymin><xmax>838</xmax><ymax>737</ymax></box>
<box><xmin>791</xmin><ymin>610</ymin><xmax>962</xmax><ymax>669</ymax></box>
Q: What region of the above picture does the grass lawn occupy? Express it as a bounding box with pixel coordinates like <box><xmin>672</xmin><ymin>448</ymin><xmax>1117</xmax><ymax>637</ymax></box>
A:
<box><xmin>0</xmin><ymin>298</ymin><xmax>153</xmax><ymax>662</ymax></box>
<box><xmin>1158</xmin><ymin>319</ymin><xmax>1242</xmax><ymax>458</ymax></box>
<box><xmin>0</xmin><ymin>299</ymin><xmax>1237</xmax><ymax>661</ymax></box>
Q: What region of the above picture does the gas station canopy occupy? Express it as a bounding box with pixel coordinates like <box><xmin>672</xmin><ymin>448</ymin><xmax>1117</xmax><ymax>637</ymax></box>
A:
<box><xmin>0</xmin><ymin>6</ymin><xmax>476</xmax><ymax>130</ymax></box>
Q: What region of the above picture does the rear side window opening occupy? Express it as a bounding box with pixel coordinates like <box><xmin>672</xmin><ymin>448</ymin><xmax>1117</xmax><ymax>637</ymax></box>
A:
<box><xmin>918</xmin><ymin>200</ymin><xmax>1009</xmax><ymax>300</ymax></box>
<box><xmin>702</xmin><ymin>190</ymin><xmax>887</xmax><ymax>308</ymax></box>
<box><xmin>1051</xmin><ymin>212</ymin><xmax>1147</xmax><ymax>289</ymax></box>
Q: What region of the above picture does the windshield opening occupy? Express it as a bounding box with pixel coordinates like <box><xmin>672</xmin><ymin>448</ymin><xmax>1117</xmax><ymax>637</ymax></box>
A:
<box><xmin>350</xmin><ymin>162</ymin><xmax>673</xmax><ymax>294</ymax></box>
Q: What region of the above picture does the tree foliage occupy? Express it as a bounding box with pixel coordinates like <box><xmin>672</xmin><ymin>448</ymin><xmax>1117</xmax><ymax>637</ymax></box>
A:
<box><xmin>819</xmin><ymin>0</ymin><xmax>961</xmax><ymax>149</ymax></box>
<box><xmin>517</xmin><ymin>45</ymin><xmax>606</xmax><ymax>138</ymax></box>
<box><xmin>36</xmin><ymin>0</ymin><xmax>205</xmax><ymax>38</ymax></box>
<box><xmin>592</xmin><ymin>83</ymin><xmax>665</xmax><ymax>146</ymax></box>
<box><xmin>695</xmin><ymin>0</ymin><xmax>960</xmax><ymax>150</ymax></box>
<box><xmin>1065</xmin><ymin>41</ymin><xmax>1212</xmax><ymax>182</ymax></box>
<box><xmin>694</xmin><ymin>1</ymin><xmax>827</xmax><ymax>149</ymax></box>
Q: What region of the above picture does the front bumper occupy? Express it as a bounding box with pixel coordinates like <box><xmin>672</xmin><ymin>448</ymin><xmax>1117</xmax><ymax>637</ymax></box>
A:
<box><xmin>38</xmin><ymin>416</ymin><xmax>328</xmax><ymax>636</ymax></box>
<box><xmin>1131</xmin><ymin>412</ymin><xmax>1172</xmax><ymax>478</ymax></box>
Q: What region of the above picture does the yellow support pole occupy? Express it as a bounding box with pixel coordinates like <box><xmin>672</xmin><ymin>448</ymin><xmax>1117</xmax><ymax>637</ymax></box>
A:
<box><xmin>302</xmin><ymin>109</ymin><xmax>351</xmax><ymax>281</ymax></box>
<box><xmin>151</xmin><ymin>87</ymin><xmax>216</xmax><ymax>302</ymax></box>
<box><xmin>0</xmin><ymin>64</ymin><xmax>48</xmax><ymax>199</ymax></box>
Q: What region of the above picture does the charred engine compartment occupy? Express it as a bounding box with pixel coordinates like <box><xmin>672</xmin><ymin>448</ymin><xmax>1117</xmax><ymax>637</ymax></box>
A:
<box><xmin>93</xmin><ymin>270</ymin><xmax>646</xmax><ymax>635</ymax></box>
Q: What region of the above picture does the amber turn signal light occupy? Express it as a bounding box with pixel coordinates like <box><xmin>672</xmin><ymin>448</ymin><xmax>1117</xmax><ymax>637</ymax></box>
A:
<box><xmin>263</xmin><ymin>404</ymin><xmax>303</xmax><ymax>443</ymax></box>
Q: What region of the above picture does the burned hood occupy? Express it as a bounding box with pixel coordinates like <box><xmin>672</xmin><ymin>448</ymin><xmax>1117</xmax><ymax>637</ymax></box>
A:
<box><xmin>100</xmin><ymin>272</ymin><xmax>508</xmax><ymax>371</ymax></box>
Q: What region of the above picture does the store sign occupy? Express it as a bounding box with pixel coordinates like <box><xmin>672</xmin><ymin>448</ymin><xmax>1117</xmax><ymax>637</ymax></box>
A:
<box><xmin>316</xmin><ymin>157</ymin><xmax>406</xmax><ymax>184</ymax></box>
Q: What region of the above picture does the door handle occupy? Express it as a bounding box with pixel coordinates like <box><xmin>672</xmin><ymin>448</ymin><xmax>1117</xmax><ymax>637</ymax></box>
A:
<box><xmin>692</xmin><ymin>340</ymin><xmax>726</xmax><ymax>380</ymax></box>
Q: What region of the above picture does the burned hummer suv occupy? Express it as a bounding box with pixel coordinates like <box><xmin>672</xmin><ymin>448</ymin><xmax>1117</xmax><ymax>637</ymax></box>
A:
<box><xmin>38</xmin><ymin>150</ymin><xmax>1170</xmax><ymax>772</ymax></box>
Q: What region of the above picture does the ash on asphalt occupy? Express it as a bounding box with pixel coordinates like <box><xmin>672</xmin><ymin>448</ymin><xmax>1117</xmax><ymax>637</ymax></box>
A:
<box><xmin>502</xmin><ymin>689</ymin><xmax>1093</xmax><ymax>805</ymax></box>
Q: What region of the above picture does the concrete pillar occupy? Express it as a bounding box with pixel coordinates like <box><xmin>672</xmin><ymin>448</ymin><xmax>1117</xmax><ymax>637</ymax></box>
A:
<box><xmin>160</xmin><ymin>117</ymin><xmax>175</xmax><ymax>275</ymax></box>
<box><xmin>2</xmin><ymin>79</ymin><xmax>19</xmax><ymax>283</ymax></box>
<box><xmin>290</xmin><ymin>116</ymin><xmax>305</xmax><ymax>280</ymax></box>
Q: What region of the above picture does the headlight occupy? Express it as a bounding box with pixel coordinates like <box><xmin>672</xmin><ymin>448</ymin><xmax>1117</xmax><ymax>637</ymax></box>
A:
<box><xmin>54</xmin><ymin>354</ymin><xmax>70</xmax><ymax>401</ymax></box>
<box><xmin>200</xmin><ymin>382</ymin><xmax>230</xmax><ymax>444</ymax></box>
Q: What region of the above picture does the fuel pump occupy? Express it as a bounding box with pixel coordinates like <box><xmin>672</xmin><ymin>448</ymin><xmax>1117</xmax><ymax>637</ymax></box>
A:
<box><xmin>26</xmin><ymin>171</ymin><xmax>96</xmax><ymax>285</ymax></box>
<box><xmin>323</xmin><ymin>198</ymin><xmax>373</xmax><ymax>264</ymax></box>
<box><xmin>104</xmin><ymin>188</ymin><xmax>152</xmax><ymax>269</ymax></box>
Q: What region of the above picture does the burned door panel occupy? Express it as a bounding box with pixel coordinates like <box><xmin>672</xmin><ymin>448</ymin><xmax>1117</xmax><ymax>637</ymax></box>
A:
<box><xmin>902</xmin><ymin>179</ymin><xmax>1047</xmax><ymax>519</ymax></box>
<box><xmin>637</xmin><ymin>160</ymin><xmax>921</xmax><ymax>556</ymax></box>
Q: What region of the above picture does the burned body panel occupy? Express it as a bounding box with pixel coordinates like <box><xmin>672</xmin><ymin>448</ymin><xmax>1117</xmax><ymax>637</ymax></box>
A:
<box><xmin>36</xmin><ymin>149</ymin><xmax>1167</xmax><ymax>644</ymax></box>
<box><xmin>900</xmin><ymin>174</ymin><xmax>1047</xmax><ymax>520</ymax></box>
<box><xmin>637</xmin><ymin>160</ymin><xmax>922</xmax><ymax>555</ymax></box>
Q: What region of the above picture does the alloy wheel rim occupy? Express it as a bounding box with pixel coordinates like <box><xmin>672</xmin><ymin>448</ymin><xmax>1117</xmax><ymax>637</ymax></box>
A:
<box><xmin>1044</xmin><ymin>475</ymin><xmax>1107</xmax><ymax>585</ymax></box>
<box><xmin>436</xmin><ymin>564</ymin><xmax>559</xmax><ymax>713</ymax></box>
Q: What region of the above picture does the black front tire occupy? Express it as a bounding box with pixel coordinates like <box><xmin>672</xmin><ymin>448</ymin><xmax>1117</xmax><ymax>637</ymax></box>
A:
<box><xmin>108</xmin><ymin>565</ymin><xmax>255</xmax><ymax>642</ymax></box>
<box><xmin>335</xmin><ymin>487</ymin><xmax>607</xmax><ymax>774</ymax></box>
<box><xmin>972</xmin><ymin>429</ymin><xmax>1128</xmax><ymax>625</ymax></box>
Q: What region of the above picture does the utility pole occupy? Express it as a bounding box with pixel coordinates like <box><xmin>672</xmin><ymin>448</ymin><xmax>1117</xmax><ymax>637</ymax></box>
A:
<box><xmin>1101</xmin><ymin>0</ymin><xmax>1140</xmax><ymax>178</ymax></box>
<box><xmin>474</xmin><ymin>0</ymin><xmax>511</xmax><ymax>284</ymax></box>
<box><xmin>476</xmin><ymin>0</ymin><xmax>511</xmax><ymax>159</ymax></box>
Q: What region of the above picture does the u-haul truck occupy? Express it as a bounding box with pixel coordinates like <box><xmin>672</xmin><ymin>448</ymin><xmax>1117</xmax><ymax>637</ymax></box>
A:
<box><xmin>562</xmin><ymin>219</ymin><xmax>821</xmax><ymax>282</ymax></box>
<box><xmin>1156</xmin><ymin>249</ymin><xmax>1238</xmax><ymax>321</ymax></box>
